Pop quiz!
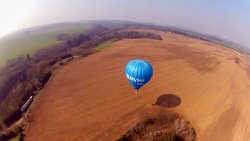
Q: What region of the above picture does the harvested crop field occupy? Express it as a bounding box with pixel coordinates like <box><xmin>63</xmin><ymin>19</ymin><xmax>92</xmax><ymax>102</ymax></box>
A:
<box><xmin>25</xmin><ymin>30</ymin><xmax>250</xmax><ymax>141</ymax></box>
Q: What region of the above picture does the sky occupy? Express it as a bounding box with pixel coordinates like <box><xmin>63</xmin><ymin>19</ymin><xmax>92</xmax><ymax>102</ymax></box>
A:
<box><xmin>0</xmin><ymin>0</ymin><xmax>250</xmax><ymax>47</ymax></box>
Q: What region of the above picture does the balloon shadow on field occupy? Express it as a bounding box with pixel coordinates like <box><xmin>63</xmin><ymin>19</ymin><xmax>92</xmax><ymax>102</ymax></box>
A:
<box><xmin>154</xmin><ymin>94</ymin><xmax>181</xmax><ymax>108</ymax></box>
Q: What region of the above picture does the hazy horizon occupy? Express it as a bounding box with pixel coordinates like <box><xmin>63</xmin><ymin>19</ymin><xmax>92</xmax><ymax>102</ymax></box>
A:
<box><xmin>0</xmin><ymin>0</ymin><xmax>250</xmax><ymax>47</ymax></box>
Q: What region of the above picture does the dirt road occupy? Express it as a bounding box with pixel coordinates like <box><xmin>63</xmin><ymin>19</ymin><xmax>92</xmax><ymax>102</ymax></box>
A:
<box><xmin>25</xmin><ymin>31</ymin><xmax>250</xmax><ymax>141</ymax></box>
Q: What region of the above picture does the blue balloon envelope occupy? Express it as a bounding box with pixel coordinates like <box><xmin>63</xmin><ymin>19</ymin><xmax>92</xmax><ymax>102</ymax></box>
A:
<box><xmin>125</xmin><ymin>59</ymin><xmax>153</xmax><ymax>90</ymax></box>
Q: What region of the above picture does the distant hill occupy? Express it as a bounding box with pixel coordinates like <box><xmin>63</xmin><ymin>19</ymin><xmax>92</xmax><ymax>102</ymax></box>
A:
<box><xmin>0</xmin><ymin>20</ymin><xmax>248</xmax><ymax>67</ymax></box>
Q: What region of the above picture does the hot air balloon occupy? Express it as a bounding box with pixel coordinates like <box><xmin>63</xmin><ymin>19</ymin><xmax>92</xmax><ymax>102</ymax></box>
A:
<box><xmin>125</xmin><ymin>59</ymin><xmax>153</xmax><ymax>92</ymax></box>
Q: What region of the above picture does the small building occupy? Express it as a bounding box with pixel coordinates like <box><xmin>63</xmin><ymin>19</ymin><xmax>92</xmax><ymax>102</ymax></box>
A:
<box><xmin>53</xmin><ymin>56</ymin><xmax>75</xmax><ymax>69</ymax></box>
<box><xmin>21</xmin><ymin>96</ymin><xmax>33</xmax><ymax>113</ymax></box>
<box><xmin>61</xmin><ymin>56</ymin><xmax>74</xmax><ymax>64</ymax></box>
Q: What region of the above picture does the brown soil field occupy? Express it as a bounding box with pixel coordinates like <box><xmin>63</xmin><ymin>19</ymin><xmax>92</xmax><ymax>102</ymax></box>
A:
<box><xmin>25</xmin><ymin>30</ymin><xmax>250</xmax><ymax>141</ymax></box>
